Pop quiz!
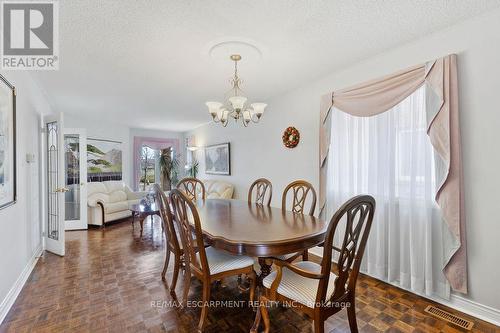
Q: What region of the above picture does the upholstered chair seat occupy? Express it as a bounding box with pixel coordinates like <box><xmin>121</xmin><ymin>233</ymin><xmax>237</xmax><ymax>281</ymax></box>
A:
<box><xmin>271</xmin><ymin>253</ymin><xmax>298</xmax><ymax>261</ymax></box>
<box><xmin>197</xmin><ymin>247</ymin><xmax>255</xmax><ymax>275</ymax></box>
<box><xmin>263</xmin><ymin>261</ymin><xmax>337</xmax><ymax>307</ymax></box>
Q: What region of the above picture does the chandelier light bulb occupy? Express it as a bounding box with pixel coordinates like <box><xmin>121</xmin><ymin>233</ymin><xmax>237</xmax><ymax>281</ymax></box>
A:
<box><xmin>206</xmin><ymin>101</ymin><xmax>222</xmax><ymax>118</ymax></box>
<box><xmin>229</xmin><ymin>96</ymin><xmax>247</xmax><ymax>111</ymax></box>
<box><xmin>250</xmin><ymin>103</ymin><xmax>267</xmax><ymax>118</ymax></box>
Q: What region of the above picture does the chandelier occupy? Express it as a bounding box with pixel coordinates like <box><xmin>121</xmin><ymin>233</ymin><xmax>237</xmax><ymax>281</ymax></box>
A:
<box><xmin>206</xmin><ymin>54</ymin><xmax>267</xmax><ymax>127</ymax></box>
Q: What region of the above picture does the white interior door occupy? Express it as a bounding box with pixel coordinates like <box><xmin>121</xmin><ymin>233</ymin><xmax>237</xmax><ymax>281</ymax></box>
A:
<box><xmin>64</xmin><ymin>128</ymin><xmax>88</xmax><ymax>230</ymax></box>
<box><xmin>43</xmin><ymin>113</ymin><xmax>65</xmax><ymax>256</ymax></box>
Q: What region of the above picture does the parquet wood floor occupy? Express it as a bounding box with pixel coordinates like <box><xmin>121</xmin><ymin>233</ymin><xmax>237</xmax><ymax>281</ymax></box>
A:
<box><xmin>0</xmin><ymin>216</ymin><xmax>498</xmax><ymax>333</ymax></box>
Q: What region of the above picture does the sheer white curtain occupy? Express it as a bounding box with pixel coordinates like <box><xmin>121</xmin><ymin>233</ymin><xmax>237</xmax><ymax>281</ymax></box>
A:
<box><xmin>326</xmin><ymin>85</ymin><xmax>451</xmax><ymax>299</ymax></box>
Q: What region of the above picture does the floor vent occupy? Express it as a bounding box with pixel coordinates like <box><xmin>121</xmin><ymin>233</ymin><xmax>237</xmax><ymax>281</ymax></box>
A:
<box><xmin>424</xmin><ymin>305</ymin><xmax>474</xmax><ymax>330</ymax></box>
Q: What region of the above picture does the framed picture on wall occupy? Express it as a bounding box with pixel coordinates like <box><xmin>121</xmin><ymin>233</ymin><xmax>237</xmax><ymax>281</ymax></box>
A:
<box><xmin>87</xmin><ymin>138</ymin><xmax>123</xmax><ymax>182</ymax></box>
<box><xmin>205</xmin><ymin>142</ymin><xmax>230</xmax><ymax>175</ymax></box>
<box><xmin>0</xmin><ymin>74</ymin><xmax>16</xmax><ymax>210</ymax></box>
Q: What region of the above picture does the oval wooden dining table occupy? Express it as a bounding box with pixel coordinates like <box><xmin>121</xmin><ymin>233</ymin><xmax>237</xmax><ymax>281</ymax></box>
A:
<box><xmin>191</xmin><ymin>198</ymin><xmax>328</xmax><ymax>281</ymax></box>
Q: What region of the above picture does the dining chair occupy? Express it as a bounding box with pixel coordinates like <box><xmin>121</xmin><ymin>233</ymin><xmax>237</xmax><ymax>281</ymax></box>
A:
<box><xmin>248</xmin><ymin>178</ymin><xmax>273</xmax><ymax>206</ymax></box>
<box><xmin>273</xmin><ymin>180</ymin><xmax>317</xmax><ymax>262</ymax></box>
<box><xmin>177</xmin><ymin>177</ymin><xmax>206</xmax><ymax>201</ymax></box>
<box><xmin>282</xmin><ymin>180</ymin><xmax>317</xmax><ymax>216</ymax></box>
<box><xmin>153</xmin><ymin>184</ymin><xmax>184</xmax><ymax>295</ymax></box>
<box><xmin>251</xmin><ymin>195</ymin><xmax>376</xmax><ymax>333</ymax></box>
<box><xmin>169</xmin><ymin>189</ymin><xmax>257</xmax><ymax>332</ymax></box>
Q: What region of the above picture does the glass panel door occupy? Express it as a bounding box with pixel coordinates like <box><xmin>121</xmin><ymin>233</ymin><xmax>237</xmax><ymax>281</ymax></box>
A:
<box><xmin>64</xmin><ymin>129</ymin><xmax>87</xmax><ymax>230</ymax></box>
<box><xmin>44</xmin><ymin>113</ymin><xmax>65</xmax><ymax>256</ymax></box>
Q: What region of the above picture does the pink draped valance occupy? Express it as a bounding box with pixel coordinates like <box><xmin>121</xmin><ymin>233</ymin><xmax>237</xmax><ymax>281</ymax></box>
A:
<box><xmin>319</xmin><ymin>54</ymin><xmax>467</xmax><ymax>293</ymax></box>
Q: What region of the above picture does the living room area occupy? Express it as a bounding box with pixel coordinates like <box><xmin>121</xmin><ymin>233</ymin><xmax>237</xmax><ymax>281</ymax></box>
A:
<box><xmin>1</xmin><ymin>1</ymin><xmax>500</xmax><ymax>332</ymax></box>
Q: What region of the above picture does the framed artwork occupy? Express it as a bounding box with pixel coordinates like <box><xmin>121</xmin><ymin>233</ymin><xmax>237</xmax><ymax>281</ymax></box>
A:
<box><xmin>205</xmin><ymin>142</ymin><xmax>230</xmax><ymax>175</ymax></box>
<box><xmin>87</xmin><ymin>138</ymin><xmax>123</xmax><ymax>182</ymax></box>
<box><xmin>0</xmin><ymin>74</ymin><xmax>16</xmax><ymax>210</ymax></box>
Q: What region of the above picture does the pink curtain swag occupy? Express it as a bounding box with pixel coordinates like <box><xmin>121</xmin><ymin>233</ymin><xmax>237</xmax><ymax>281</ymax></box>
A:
<box><xmin>319</xmin><ymin>54</ymin><xmax>466</xmax><ymax>293</ymax></box>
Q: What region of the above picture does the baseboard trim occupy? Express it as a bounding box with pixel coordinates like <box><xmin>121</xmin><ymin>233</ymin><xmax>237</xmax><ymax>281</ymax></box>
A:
<box><xmin>0</xmin><ymin>245</ymin><xmax>43</xmax><ymax>325</ymax></box>
<box><xmin>443</xmin><ymin>294</ymin><xmax>500</xmax><ymax>327</ymax></box>
<box><xmin>308</xmin><ymin>250</ymin><xmax>500</xmax><ymax>327</ymax></box>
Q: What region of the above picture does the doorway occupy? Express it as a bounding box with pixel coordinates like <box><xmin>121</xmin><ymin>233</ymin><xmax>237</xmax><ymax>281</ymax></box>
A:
<box><xmin>43</xmin><ymin>113</ymin><xmax>88</xmax><ymax>257</ymax></box>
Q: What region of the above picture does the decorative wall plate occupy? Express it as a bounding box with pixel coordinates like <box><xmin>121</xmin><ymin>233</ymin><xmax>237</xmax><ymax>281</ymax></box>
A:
<box><xmin>282</xmin><ymin>126</ymin><xmax>300</xmax><ymax>148</ymax></box>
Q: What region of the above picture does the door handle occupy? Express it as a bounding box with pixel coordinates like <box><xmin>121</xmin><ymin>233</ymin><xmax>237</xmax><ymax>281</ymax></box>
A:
<box><xmin>55</xmin><ymin>187</ymin><xmax>70</xmax><ymax>193</ymax></box>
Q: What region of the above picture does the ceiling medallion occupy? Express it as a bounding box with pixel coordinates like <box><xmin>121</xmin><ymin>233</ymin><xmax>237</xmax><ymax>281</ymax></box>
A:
<box><xmin>205</xmin><ymin>54</ymin><xmax>267</xmax><ymax>127</ymax></box>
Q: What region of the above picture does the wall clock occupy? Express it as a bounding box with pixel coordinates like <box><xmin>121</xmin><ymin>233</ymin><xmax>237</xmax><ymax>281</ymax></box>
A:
<box><xmin>282</xmin><ymin>126</ymin><xmax>300</xmax><ymax>148</ymax></box>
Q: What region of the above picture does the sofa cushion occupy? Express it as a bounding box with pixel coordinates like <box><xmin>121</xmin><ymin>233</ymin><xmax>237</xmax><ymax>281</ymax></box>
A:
<box><xmin>200</xmin><ymin>180</ymin><xmax>234</xmax><ymax>199</ymax></box>
<box><xmin>127</xmin><ymin>199</ymin><xmax>141</xmax><ymax>206</ymax></box>
<box><xmin>206</xmin><ymin>193</ymin><xmax>221</xmax><ymax>199</ymax></box>
<box><xmin>108</xmin><ymin>190</ymin><xmax>127</xmax><ymax>203</ymax></box>
<box><xmin>88</xmin><ymin>193</ymin><xmax>110</xmax><ymax>206</ymax></box>
<box><xmin>203</xmin><ymin>180</ymin><xmax>215</xmax><ymax>191</ymax></box>
<box><xmin>87</xmin><ymin>182</ymin><xmax>107</xmax><ymax>196</ymax></box>
<box><xmin>105</xmin><ymin>201</ymin><xmax>129</xmax><ymax>214</ymax></box>
<box><xmin>104</xmin><ymin>181</ymin><xmax>126</xmax><ymax>193</ymax></box>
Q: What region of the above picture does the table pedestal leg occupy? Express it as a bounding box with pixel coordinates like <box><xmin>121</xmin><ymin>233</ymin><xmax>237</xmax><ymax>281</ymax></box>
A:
<box><xmin>258</xmin><ymin>258</ymin><xmax>272</xmax><ymax>286</ymax></box>
<box><xmin>139</xmin><ymin>217</ymin><xmax>145</xmax><ymax>237</ymax></box>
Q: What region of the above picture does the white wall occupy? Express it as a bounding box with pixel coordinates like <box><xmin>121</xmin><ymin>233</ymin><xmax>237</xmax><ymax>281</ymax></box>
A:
<box><xmin>187</xmin><ymin>8</ymin><xmax>500</xmax><ymax>316</ymax></box>
<box><xmin>0</xmin><ymin>72</ymin><xmax>51</xmax><ymax>321</ymax></box>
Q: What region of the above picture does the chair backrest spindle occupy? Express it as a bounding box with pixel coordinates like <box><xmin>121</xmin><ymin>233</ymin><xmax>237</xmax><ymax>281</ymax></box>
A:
<box><xmin>169</xmin><ymin>189</ymin><xmax>209</xmax><ymax>277</ymax></box>
<box><xmin>177</xmin><ymin>177</ymin><xmax>206</xmax><ymax>201</ymax></box>
<box><xmin>153</xmin><ymin>184</ymin><xmax>180</xmax><ymax>254</ymax></box>
<box><xmin>248</xmin><ymin>178</ymin><xmax>273</xmax><ymax>206</ymax></box>
<box><xmin>282</xmin><ymin>180</ymin><xmax>317</xmax><ymax>216</ymax></box>
<box><xmin>316</xmin><ymin>195</ymin><xmax>376</xmax><ymax>305</ymax></box>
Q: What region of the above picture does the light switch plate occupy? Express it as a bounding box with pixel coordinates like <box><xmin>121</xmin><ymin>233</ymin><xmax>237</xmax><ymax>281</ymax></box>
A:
<box><xmin>26</xmin><ymin>153</ymin><xmax>35</xmax><ymax>163</ymax></box>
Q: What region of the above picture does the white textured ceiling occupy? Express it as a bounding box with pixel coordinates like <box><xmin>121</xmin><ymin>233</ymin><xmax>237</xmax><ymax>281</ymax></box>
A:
<box><xmin>32</xmin><ymin>0</ymin><xmax>500</xmax><ymax>131</ymax></box>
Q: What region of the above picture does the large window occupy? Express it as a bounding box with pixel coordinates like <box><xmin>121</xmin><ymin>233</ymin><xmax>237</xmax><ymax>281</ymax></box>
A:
<box><xmin>139</xmin><ymin>145</ymin><xmax>158</xmax><ymax>191</ymax></box>
<box><xmin>327</xmin><ymin>85</ymin><xmax>450</xmax><ymax>298</ymax></box>
<box><xmin>138</xmin><ymin>145</ymin><xmax>177</xmax><ymax>191</ymax></box>
<box><xmin>133</xmin><ymin>137</ymin><xmax>180</xmax><ymax>191</ymax></box>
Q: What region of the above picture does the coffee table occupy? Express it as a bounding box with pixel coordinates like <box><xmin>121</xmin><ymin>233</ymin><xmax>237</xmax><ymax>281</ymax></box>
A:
<box><xmin>129</xmin><ymin>202</ymin><xmax>161</xmax><ymax>237</ymax></box>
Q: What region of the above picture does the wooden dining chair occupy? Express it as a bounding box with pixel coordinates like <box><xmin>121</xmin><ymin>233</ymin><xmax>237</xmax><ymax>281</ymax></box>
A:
<box><xmin>273</xmin><ymin>180</ymin><xmax>317</xmax><ymax>262</ymax></box>
<box><xmin>248</xmin><ymin>178</ymin><xmax>273</xmax><ymax>206</ymax></box>
<box><xmin>169</xmin><ymin>189</ymin><xmax>257</xmax><ymax>332</ymax></box>
<box><xmin>153</xmin><ymin>184</ymin><xmax>185</xmax><ymax>295</ymax></box>
<box><xmin>177</xmin><ymin>177</ymin><xmax>206</xmax><ymax>201</ymax></box>
<box><xmin>282</xmin><ymin>180</ymin><xmax>317</xmax><ymax>216</ymax></box>
<box><xmin>251</xmin><ymin>195</ymin><xmax>376</xmax><ymax>333</ymax></box>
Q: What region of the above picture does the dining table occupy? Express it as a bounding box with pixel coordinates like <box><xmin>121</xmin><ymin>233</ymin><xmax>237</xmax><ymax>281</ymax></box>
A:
<box><xmin>191</xmin><ymin>198</ymin><xmax>328</xmax><ymax>281</ymax></box>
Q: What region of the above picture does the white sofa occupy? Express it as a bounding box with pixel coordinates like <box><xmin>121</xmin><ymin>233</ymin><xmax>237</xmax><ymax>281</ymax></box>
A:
<box><xmin>200</xmin><ymin>180</ymin><xmax>234</xmax><ymax>199</ymax></box>
<box><xmin>87</xmin><ymin>181</ymin><xmax>147</xmax><ymax>226</ymax></box>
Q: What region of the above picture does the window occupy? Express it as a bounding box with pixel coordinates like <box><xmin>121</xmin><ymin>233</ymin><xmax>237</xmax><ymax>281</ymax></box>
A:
<box><xmin>139</xmin><ymin>145</ymin><xmax>158</xmax><ymax>191</ymax></box>
<box><xmin>326</xmin><ymin>85</ymin><xmax>448</xmax><ymax>297</ymax></box>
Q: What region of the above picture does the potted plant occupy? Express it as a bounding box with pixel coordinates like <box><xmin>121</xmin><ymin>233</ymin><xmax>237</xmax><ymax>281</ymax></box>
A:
<box><xmin>186</xmin><ymin>159</ymin><xmax>199</xmax><ymax>178</ymax></box>
<box><xmin>159</xmin><ymin>147</ymin><xmax>180</xmax><ymax>191</ymax></box>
